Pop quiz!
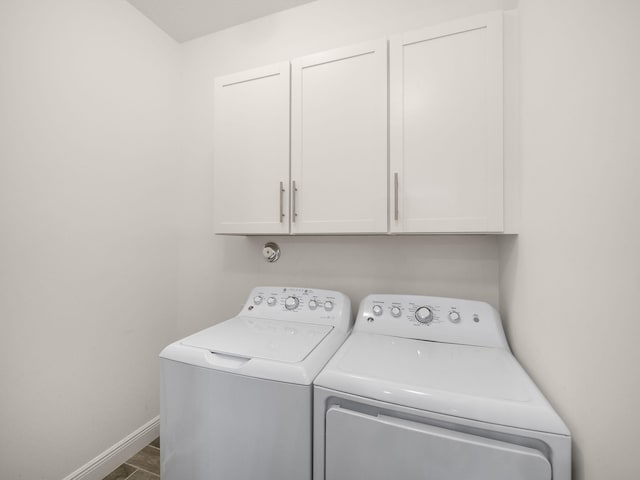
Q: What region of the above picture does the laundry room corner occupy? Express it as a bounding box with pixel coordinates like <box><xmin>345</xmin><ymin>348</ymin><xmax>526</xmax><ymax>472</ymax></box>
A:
<box><xmin>176</xmin><ymin>0</ymin><xmax>640</xmax><ymax>479</ymax></box>
<box><xmin>175</xmin><ymin>0</ymin><xmax>513</xmax><ymax>338</ymax></box>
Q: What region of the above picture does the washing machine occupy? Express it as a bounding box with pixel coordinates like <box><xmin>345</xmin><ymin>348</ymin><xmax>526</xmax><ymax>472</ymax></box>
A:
<box><xmin>314</xmin><ymin>294</ymin><xmax>571</xmax><ymax>480</ymax></box>
<box><xmin>160</xmin><ymin>286</ymin><xmax>352</xmax><ymax>480</ymax></box>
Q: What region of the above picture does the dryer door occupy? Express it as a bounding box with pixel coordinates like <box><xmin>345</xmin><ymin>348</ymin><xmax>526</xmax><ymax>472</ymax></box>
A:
<box><xmin>325</xmin><ymin>407</ymin><xmax>551</xmax><ymax>480</ymax></box>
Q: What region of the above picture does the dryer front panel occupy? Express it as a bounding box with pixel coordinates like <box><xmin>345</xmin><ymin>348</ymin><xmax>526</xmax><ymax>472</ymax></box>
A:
<box><xmin>325</xmin><ymin>406</ymin><xmax>551</xmax><ymax>480</ymax></box>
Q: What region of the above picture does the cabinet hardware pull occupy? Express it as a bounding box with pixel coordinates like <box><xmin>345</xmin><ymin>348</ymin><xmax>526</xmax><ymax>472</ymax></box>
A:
<box><xmin>394</xmin><ymin>172</ymin><xmax>399</xmax><ymax>221</ymax></box>
<box><xmin>279</xmin><ymin>181</ymin><xmax>285</xmax><ymax>222</ymax></box>
<box><xmin>292</xmin><ymin>180</ymin><xmax>298</xmax><ymax>222</ymax></box>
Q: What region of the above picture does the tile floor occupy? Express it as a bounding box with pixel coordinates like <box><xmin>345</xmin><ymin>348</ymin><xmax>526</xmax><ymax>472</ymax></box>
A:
<box><xmin>102</xmin><ymin>437</ymin><xmax>160</xmax><ymax>480</ymax></box>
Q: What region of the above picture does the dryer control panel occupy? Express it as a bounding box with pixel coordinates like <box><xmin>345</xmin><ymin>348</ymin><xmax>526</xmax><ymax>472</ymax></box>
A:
<box><xmin>354</xmin><ymin>294</ymin><xmax>508</xmax><ymax>349</ymax></box>
<box><xmin>242</xmin><ymin>286</ymin><xmax>352</xmax><ymax>330</ymax></box>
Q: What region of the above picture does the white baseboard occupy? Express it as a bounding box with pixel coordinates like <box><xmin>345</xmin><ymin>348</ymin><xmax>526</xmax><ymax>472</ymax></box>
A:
<box><xmin>61</xmin><ymin>416</ymin><xmax>159</xmax><ymax>480</ymax></box>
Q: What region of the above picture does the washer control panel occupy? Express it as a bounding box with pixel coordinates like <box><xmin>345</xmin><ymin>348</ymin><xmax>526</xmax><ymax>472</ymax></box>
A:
<box><xmin>242</xmin><ymin>287</ymin><xmax>351</xmax><ymax>329</ymax></box>
<box><xmin>354</xmin><ymin>294</ymin><xmax>508</xmax><ymax>349</ymax></box>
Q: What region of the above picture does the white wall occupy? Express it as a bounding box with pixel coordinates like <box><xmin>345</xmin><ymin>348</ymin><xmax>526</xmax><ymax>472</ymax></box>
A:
<box><xmin>500</xmin><ymin>1</ymin><xmax>640</xmax><ymax>479</ymax></box>
<box><xmin>177</xmin><ymin>0</ymin><xmax>513</xmax><ymax>337</ymax></box>
<box><xmin>0</xmin><ymin>1</ymin><xmax>180</xmax><ymax>479</ymax></box>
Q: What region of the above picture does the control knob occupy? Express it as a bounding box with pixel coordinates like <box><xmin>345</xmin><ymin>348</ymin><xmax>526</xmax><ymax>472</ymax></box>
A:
<box><xmin>449</xmin><ymin>311</ymin><xmax>461</xmax><ymax>323</ymax></box>
<box><xmin>267</xmin><ymin>297</ymin><xmax>276</xmax><ymax>306</ymax></box>
<box><xmin>372</xmin><ymin>305</ymin><xmax>383</xmax><ymax>316</ymax></box>
<box><xmin>308</xmin><ymin>299</ymin><xmax>318</xmax><ymax>310</ymax></box>
<box><xmin>390</xmin><ymin>306</ymin><xmax>402</xmax><ymax>318</ymax></box>
<box><xmin>253</xmin><ymin>296</ymin><xmax>263</xmax><ymax>305</ymax></box>
<box><xmin>324</xmin><ymin>301</ymin><xmax>334</xmax><ymax>311</ymax></box>
<box><xmin>415</xmin><ymin>306</ymin><xmax>433</xmax><ymax>324</ymax></box>
<box><xmin>285</xmin><ymin>296</ymin><xmax>299</xmax><ymax>310</ymax></box>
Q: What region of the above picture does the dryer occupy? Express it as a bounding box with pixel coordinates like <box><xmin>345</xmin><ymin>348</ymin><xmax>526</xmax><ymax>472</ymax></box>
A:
<box><xmin>160</xmin><ymin>286</ymin><xmax>351</xmax><ymax>480</ymax></box>
<box><xmin>314</xmin><ymin>294</ymin><xmax>571</xmax><ymax>480</ymax></box>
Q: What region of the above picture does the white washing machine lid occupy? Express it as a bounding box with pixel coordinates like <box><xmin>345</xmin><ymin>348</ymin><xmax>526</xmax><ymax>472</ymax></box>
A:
<box><xmin>181</xmin><ymin>316</ymin><xmax>333</xmax><ymax>363</ymax></box>
<box><xmin>314</xmin><ymin>332</ymin><xmax>569</xmax><ymax>435</ymax></box>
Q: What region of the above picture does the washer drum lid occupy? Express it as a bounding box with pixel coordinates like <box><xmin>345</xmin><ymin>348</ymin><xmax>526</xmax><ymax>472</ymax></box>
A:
<box><xmin>329</xmin><ymin>333</ymin><xmax>531</xmax><ymax>399</ymax></box>
<box><xmin>181</xmin><ymin>316</ymin><xmax>333</xmax><ymax>363</ymax></box>
<box><xmin>315</xmin><ymin>333</ymin><xmax>570</xmax><ymax>434</ymax></box>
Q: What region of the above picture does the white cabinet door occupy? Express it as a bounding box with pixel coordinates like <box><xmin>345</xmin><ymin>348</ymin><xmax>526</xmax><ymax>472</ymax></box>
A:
<box><xmin>390</xmin><ymin>12</ymin><xmax>504</xmax><ymax>233</ymax></box>
<box><xmin>291</xmin><ymin>40</ymin><xmax>388</xmax><ymax>234</ymax></box>
<box><xmin>213</xmin><ymin>62</ymin><xmax>290</xmax><ymax>234</ymax></box>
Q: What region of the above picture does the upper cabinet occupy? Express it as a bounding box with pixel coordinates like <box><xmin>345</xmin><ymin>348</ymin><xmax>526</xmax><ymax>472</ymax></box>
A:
<box><xmin>213</xmin><ymin>11</ymin><xmax>516</xmax><ymax>235</ymax></box>
<box><xmin>390</xmin><ymin>12</ymin><xmax>505</xmax><ymax>233</ymax></box>
<box><xmin>291</xmin><ymin>40</ymin><xmax>388</xmax><ymax>234</ymax></box>
<box><xmin>213</xmin><ymin>62</ymin><xmax>290</xmax><ymax>235</ymax></box>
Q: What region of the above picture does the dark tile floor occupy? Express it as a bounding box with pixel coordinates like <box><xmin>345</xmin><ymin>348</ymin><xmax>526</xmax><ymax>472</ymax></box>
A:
<box><xmin>102</xmin><ymin>437</ymin><xmax>160</xmax><ymax>480</ymax></box>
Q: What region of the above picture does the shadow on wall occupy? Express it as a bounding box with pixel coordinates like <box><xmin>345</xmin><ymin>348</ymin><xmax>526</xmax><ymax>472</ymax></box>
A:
<box><xmin>498</xmin><ymin>234</ymin><xmax>518</xmax><ymax>339</ymax></box>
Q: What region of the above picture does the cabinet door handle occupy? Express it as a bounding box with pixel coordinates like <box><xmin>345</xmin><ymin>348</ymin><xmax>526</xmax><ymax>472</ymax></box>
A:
<box><xmin>394</xmin><ymin>172</ymin><xmax>399</xmax><ymax>221</ymax></box>
<box><xmin>292</xmin><ymin>180</ymin><xmax>298</xmax><ymax>222</ymax></box>
<box><xmin>279</xmin><ymin>181</ymin><xmax>285</xmax><ymax>222</ymax></box>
